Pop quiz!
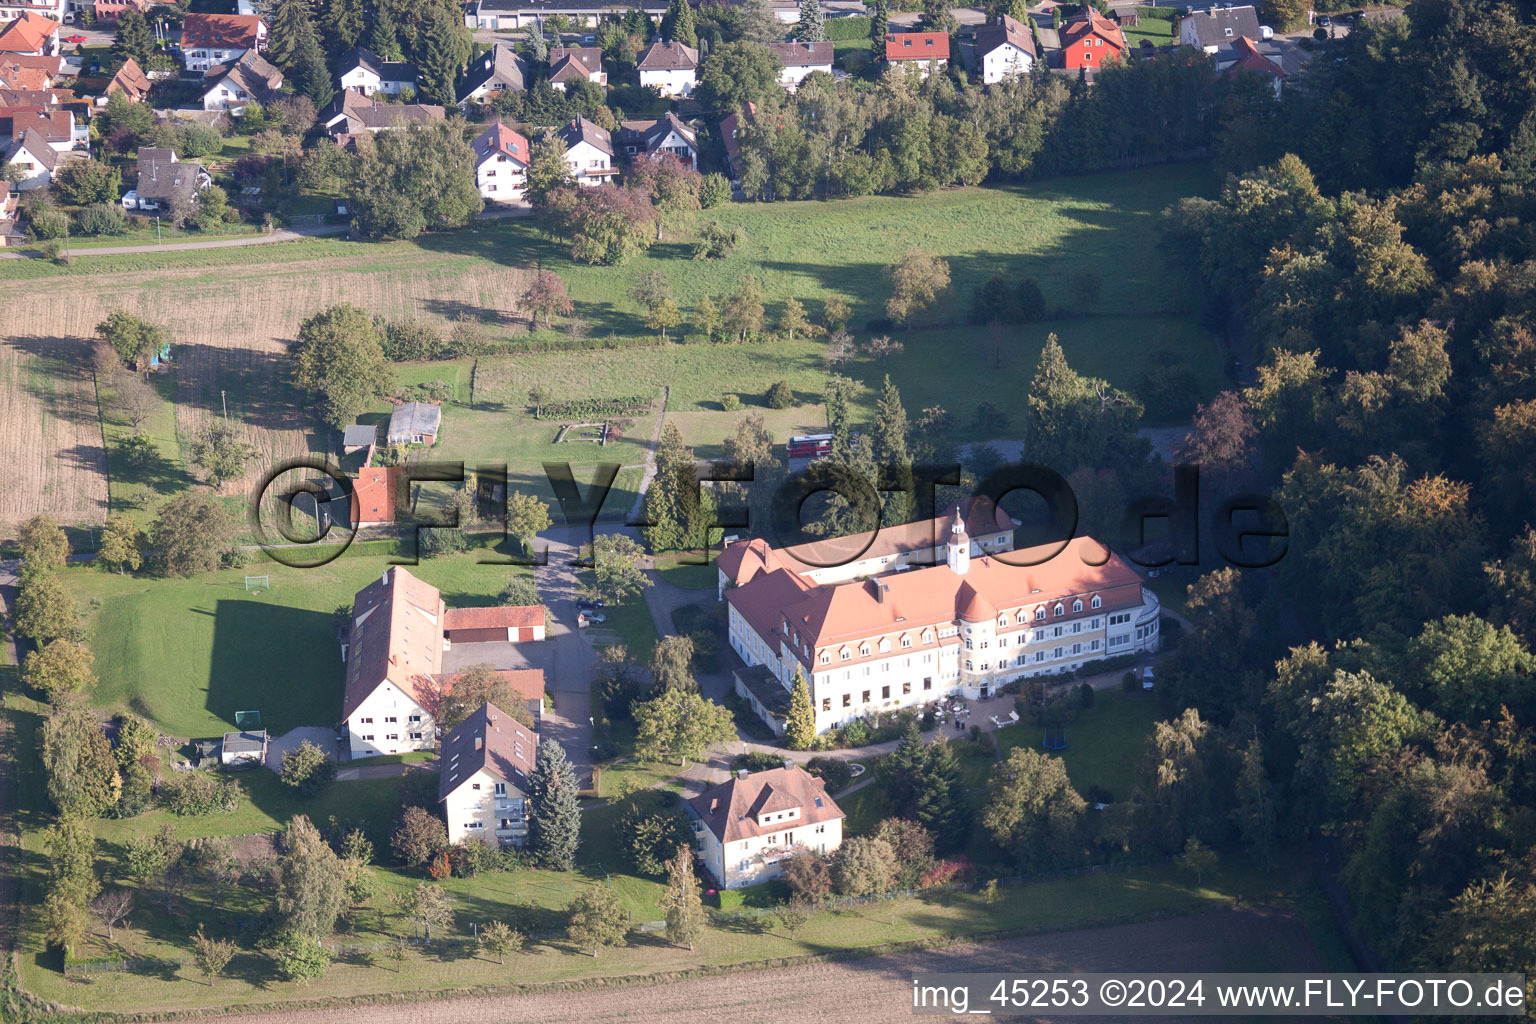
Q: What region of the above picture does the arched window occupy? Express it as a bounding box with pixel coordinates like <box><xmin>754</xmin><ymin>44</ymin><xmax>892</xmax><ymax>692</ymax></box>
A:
<box><xmin>1035</xmin><ymin>607</ymin><xmax>1046</xmax><ymax>621</ymax></box>
<box><xmin>964</xmin><ymin>660</ymin><xmax>973</xmax><ymax>671</ymax></box>
<box><xmin>1091</xmin><ymin>595</ymin><xmax>1102</xmax><ymax>610</ymax></box>
<box><xmin>1054</xmin><ymin>603</ymin><xmax>1065</xmax><ymax>617</ymax></box>
<box><xmin>1072</xmin><ymin>599</ymin><xmax>1083</xmax><ymax>613</ymax></box>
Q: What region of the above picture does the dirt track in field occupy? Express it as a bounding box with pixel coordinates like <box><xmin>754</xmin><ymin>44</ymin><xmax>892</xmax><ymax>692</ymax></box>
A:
<box><xmin>203</xmin><ymin>906</ymin><xmax>1329</xmax><ymax>1024</ymax></box>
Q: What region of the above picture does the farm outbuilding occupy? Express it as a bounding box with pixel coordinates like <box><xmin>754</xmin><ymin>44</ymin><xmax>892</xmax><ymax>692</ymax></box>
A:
<box><xmin>443</xmin><ymin>605</ymin><xmax>547</xmax><ymax>643</ymax></box>
<box><xmin>221</xmin><ymin>729</ymin><xmax>268</xmax><ymax>767</ymax></box>
<box><xmin>387</xmin><ymin>402</ymin><xmax>441</xmax><ymax>446</ymax></box>
<box><xmin>343</xmin><ymin>423</ymin><xmax>377</xmax><ymax>454</ymax></box>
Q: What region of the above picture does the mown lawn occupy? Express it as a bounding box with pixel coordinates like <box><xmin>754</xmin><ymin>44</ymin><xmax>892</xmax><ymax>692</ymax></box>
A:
<box><xmin>67</xmin><ymin>551</ymin><xmax>534</xmax><ymax>739</ymax></box>
<box><xmin>995</xmin><ymin>688</ymin><xmax>1162</xmax><ymax>802</ymax></box>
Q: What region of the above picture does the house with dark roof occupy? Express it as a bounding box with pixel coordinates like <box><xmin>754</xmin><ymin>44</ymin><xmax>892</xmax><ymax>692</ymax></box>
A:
<box><xmin>199</xmin><ymin>49</ymin><xmax>282</xmax><ymax>111</ymax></box>
<box><xmin>322</xmin><ymin>88</ymin><xmax>446</xmax><ymax>144</ymax></box>
<box><xmin>721</xmin><ymin>506</ymin><xmax>1161</xmax><ymax>733</ymax></box>
<box><xmin>616</xmin><ymin>111</ymin><xmax>697</xmax><ymax>168</ymax></box>
<box><xmin>974</xmin><ymin>14</ymin><xmax>1035</xmax><ymax>82</ymax></box>
<box><xmin>547</xmin><ymin>44</ymin><xmax>604</xmax><ymax>92</ymax></box>
<box><xmin>337</xmin><ymin>45</ymin><xmax>418</xmax><ymax>97</ymax></box>
<box><xmin>885</xmin><ymin>31</ymin><xmax>949</xmax><ymax>76</ymax></box>
<box><xmin>128</xmin><ymin>146</ymin><xmax>209</xmax><ymax>216</ymax></box>
<box><xmin>1178</xmin><ymin>5</ymin><xmax>1262</xmax><ymax>53</ymax></box>
<box><xmin>637</xmin><ymin>40</ymin><xmax>698</xmax><ymax>97</ymax></box>
<box><xmin>558</xmin><ymin>114</ymin><xmax>616</xmax><ymax>185</ymax></box>
<box><xmin>458</xmin><ymin>42</ymin><xmax>529</xmax><ymax>107</ymax></box>
<box><xmin>439</xmin><ymin>701</ymin><xmax>538</xmax><ymax>846</ymax></box>
<box><xmin>1221</xmin><ymin>34</ymin><xmax>1286</xmax><ymax>94</ymax></box>
<box><xmin>386</xmin><ymin>400</ymin><xmax>441</xmax><ymax>446</ymax></box>
<box><xmin>178</xmin><ymin>12</ymin><xmax>267</xmax><ymax>73</ymax></box>
<box><xmin>686</xmin><ymin>764</ymin><xmax>844</xmax><ymax>889</ymax></box>
<box><xmin>342</xmin><ymin>423</ymin><xmax>377</xmax><ymax>454</ymax></box>
<box><xmin>0</xmin><ymin>125</ymin><xmax>54</xmax><ymax>188</ymax></box>
<box><xmin>769</xmin><ymin>40</ymin><xmax>832</xmax><ymax>91</ymax></box>
<box><xmin>471</xmin><ymin>120</ymin><xmax>530</xmax><ymax>203</ymax></box>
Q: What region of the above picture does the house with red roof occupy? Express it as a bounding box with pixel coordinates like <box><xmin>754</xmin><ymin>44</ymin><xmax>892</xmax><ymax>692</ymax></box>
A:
<box><xmin>348</xmin><ymin>466</ymin><xmax>399</xmax><ymax>528</ymax></box>
<box><xmin>722</xmin><ymin>506</ymin><xmax>1161</xmax><ymax>733</ymax></box>
<box><xmin>1223</xmin><ymin>35</ymin><xmax>1286</xmax><ymax>95</ymax></box>
<box><xmin>177</xmin><ymin>12</ymin><xmax>267</xmax><ymax>73</ymax></box>
<box><xmin>443</xmin><ymin>604</ymin><xmax>546</xmax><ymax>643</ymax></box>
<box><xmin>0</xmin><ymin>12</ymin><xmax>60</xmax><ymax>56</ymax></box>
<box><xmin>884</xmin><ymin>31</ymin><xmax>949</xmax><ymax>77</ymax></box>
<box><xmin>1058</xmin><ymin>6</ymin><xmax>1124</xmax><ymax>70</ymax></box>
<box><xmin>103</xmin><ymin>56</ymin><xmax>152</xmax><ymax>103</ymax></box>
<box><xmin>687</xmin><ymin>764</ymin><xmax>844</xmax><ymax>889</ymax></box>
<box><xmin>470</xmin><ymin>120</ymin><xmax>530</xmax><ymax>204</ymax></box>
<box><xmin>341</xmin><ymin>567</ymin><xmax>548</xmax><ymax>759</ymax></box>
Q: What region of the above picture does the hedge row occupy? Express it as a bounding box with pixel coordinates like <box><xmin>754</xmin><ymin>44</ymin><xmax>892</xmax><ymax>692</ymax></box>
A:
<box><xmin>535</xmin><ymin>396</ymin><xmax>654</xmax><ymax>420</ymax></box>
<box><xmin>1133</xmin><ymin>5</ymin><xmax>1185</xmax><ymax>20</ymax></box>
<box><xmin>825</xmin><ymin>15</ymin><xmax>873</xmax><ymax>39</ymax></box>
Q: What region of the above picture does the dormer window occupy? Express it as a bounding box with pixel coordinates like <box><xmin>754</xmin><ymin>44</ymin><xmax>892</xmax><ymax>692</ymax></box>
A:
<box><xmin>840</xmin><ymin>648</ymin><xmax>851</xmax><ymax>661</ymax></box>
<box><xmin>922</xmin><ymin>629</ymin><xmax>934</xmax><ymax>643</ymax></box>
<box><xmin>859</xmin><ymin>643</ymin><xmax>871</xmax><ymax>657</ymax></box>
<box><xmin>1091</xmin><ymin>595</ymin><xmax>1102</xmax><ymax>609</ymax></box>
<box><xmin>819</xmin><ymin>651</ymin><xmax>831</xmax><ymax>665</ymax></box>
<box><xmin>1072</xmin><ymin>599</ymin><xmax>1083</xmax><ymax>613</ymax></box>
<box><xmin>878</xmin><ymin>638</ymin><xmax>890</xmax><ymax>653</ymax></box>
<box><xmin>1035</xmin><ymin>608</ymin><xmax>1046</xmax><ymax>621</ymax></box>
<box><xmin>998</xmin><ymin>615</ymin><xmax>1008</xmax><ymax>627</ymax></box>
<box><xmin>1054</xmin><ymin>603</ymin><xmax>1065</xmax><ymax>616</ymax></box>
<box><xmin>900</xmin><ymin>635</ymin><xmax>912</xmax><ymax>648</ymax></box>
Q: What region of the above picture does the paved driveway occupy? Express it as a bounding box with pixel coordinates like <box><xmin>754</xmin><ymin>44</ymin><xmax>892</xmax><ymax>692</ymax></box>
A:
<box><xmin>526</xmin><ymin>526</ymin><xmax>605</xmax><ymax>783</ymax></box>
<box><xmin>441</xmin><ymin>638</ymin><xmax>554</xmax><ymax>675</ymax></box>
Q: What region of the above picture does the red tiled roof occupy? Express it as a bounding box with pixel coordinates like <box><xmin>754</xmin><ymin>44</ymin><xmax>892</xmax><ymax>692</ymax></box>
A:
<box><xmin>0</xmin><ymin>13</ymin><xmax>59</xmax><ymax>55</ymax></box>
<box><xmin>1226</xmin><ymin>36</ymin><xmax>1285</xmax><ymax>78</ymax></box>
<box><xmin>0</xmin><ymin>59</ymin><xmax>52</xmax><ymax>91</ymax></box>
<box><xmin>689</xmin><ymin>765</ymin><xmax>844</xmax><ymax>844</ymax></box>
<box><xmin>180</xmin><ymin>13</ymin><xmax>263</xmax><ymax>50</ymax></box>
<box><xmin>438</xmin><ymin>668</ymin><xmax>545</xmax><ymax>703</ymax></box>
<box><xmin>341</xmin><ymin>567</ymin><xmax>445</xmax><ymax>720</ymax></box>
<box><xmin>1060</xmin><ymin>8</ymin><xmax>1125</xmax><ymax>50</ymax></box>
<box><xmin>443</xmin><ymin>605</ymin><xmax>544</xmax><ymax>631</ymax></box>
<box><xmin>884</xmin><ymin>31</ymin><xmax>950</xmax><ymax>61</ymax></box>
<box><xmin>349</xmin><ymin>466</ymin><xmax>397</xmax><ymax>524</ymax></box>
<box><xmin>2</xmin><ymin>108</ymin><xmax>70</xmax><ymax>143</ymax></box>
<box><xmin>471</xmin><ymin>120</ymin><xmax>529</xmax><ymax>166</ymax></box>
<box><xmin>105</xmin><ymin>57</ymin><xmax>152</xmax><ymax>100</ymax></box>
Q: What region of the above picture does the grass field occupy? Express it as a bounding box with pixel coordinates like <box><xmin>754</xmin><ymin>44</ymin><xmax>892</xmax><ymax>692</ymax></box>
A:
<box><xmin>995</xmin><ymin>688</ymin><xmax>1161</xmax><ymax>802</ymax></box>
<box><xmin>1122</xmin><ymin>9</ymin><xmax>1180</xmax><ymax>46</ymax></box>
<box><xmin>66</xmin><ymin>551</ymin><xmax>533</xmax><ymax>738</ymax></box>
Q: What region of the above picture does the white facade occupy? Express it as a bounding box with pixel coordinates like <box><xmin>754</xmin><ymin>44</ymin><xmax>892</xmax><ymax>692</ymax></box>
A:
<box><xmin>200</xmin><ymin>78</ymin><xmax>259</xmax><ymax>111</ymax></box>
<box><xmin>4</xmin><ymin>139</ymin><xmax>51</xmax><ymax>188</ymax></box>
<box><xmin>639</xmin><ymin>65</ymin><xmax>694</xmax><ymax>97</ymax></box>
<box><xmin>696</xmin><ymin>810</ymin><xmax>841</xmax><ymax>889</ymax></box>
<box><xmin>0</xmin><ymin>0</ymin><xmax>66</xmax><ymax>20</ymax></box>
<box><xmin>476</xmin><ymin>150</ymin><xmax>528</xmax><ymax>202</ymax></box>
<box><xmin>344</xmin><ymin>680</ymin><xmax>434</xmax><ymax>759</ymax></box>
<box><xmin>339</xmin><ymin>64</ymin><xmax>412</xmax><ymax>96</ymax></box>
<box><xmin>185</xmin><ymin>45</ymin><xmax>248</xmax><ymax>73</ymax></box>
<box><xmin>980</xmin><ymin>41</ymin><xmax>1033</xmax><ymax>83</ymax></box>
<box><xmin>442</xmin><ymin>767</ymin><xmax>529</xmax><ymax>846</ymax></box>
<box><xmin>777</xmin><ymin>62</ymin><xmax>831</xmax><ymax>92</ymax></box>
<box><xmin>564</xmin><ymin>139</ymin><xmax>612</xmax><ymax>184</ymax></box>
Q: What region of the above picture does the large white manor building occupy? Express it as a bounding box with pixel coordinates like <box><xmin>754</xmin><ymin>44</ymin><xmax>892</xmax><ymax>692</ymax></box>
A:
<box><xmin>718</xmin><ymin>499</ymin><xmax>1162</xmax><ymax>734</ymax></box>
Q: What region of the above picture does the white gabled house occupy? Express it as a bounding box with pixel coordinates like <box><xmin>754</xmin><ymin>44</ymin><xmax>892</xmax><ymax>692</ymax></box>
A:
<box><xmin>438</xmin><ymin>701</ymin><xmax>537</xmax><ymax>846</ymax></box>
<box><xmin>178</xmin><ymin>12</ymin><xmax>267</xmax><ymax>74</ymax></box>
<box><xmin>974</xmin><ymin>13</ymin><xmax>1035</xmax><ymax>83</ymax></box>
<box><xmin>558</xmin><ymin>115</ymin><xmax>617</xmax><ymax>184</ymax></box>
<box><xmin>636</xmin><ymin>39</ymin><xmax>697</xmax><ymax>97</ymax></box>
<box><xmin>471</xmin><ymin>120</ymin><xmax>530</xmax><ymax>203</ymax></box>
<box><xmin>336</xmin><ymin>44</ymin><xmax>418</xmax><ymax>96</ymax></box>
<box><xmin>616</xmin><ymin>111</ymin><xmax>697</xmax><ymax>169</ymax></box>
<box><xmin>686</xmin><ymin>764</ymin><xmax>845</xmax><ymax>889</ymax></box>
<box><xmin>769</xmin><ymin>40</ymin><xmax>832</xmax><ymax>92</ymax></box>
<box><xmin>199</xmin><ymin>49</ymin><xmax>282</xmax><ymax>112</ymax></box>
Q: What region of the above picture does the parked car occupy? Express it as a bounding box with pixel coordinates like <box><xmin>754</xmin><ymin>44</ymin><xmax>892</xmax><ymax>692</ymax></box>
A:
<box><xmin>578</xmin><ymin>611</ymin><xmax>606</xmax><ymax>626</ymax></box>
<box><xmin>1317</xmin><ymin>15</ymin><xmax>1332</xmax><ymax>26</ymax></box>
<box><xmin>576</xmin><ymin>597</ymin><xmax>604</xmax><ymax>611</ymax></box>
<box><xmin>64</xmin><ymin>34</ymin><xmax>86</xmax><ymax>43</ymax></box>
<box><xmin>582</xmin><ymin>33</ymin><xmax>597</xmax><ymax>43</ymax></box>
<box><xmin>1142</xmin><ymin>666</ymin><xmax>1155</xmax><ymax>690</ymax></box>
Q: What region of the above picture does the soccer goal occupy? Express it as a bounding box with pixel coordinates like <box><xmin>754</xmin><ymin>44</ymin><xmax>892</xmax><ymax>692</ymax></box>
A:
<box><xmin>244</xmin><ymin>575</ymin><xmax>270</xmax><ymax>592</ymax></box>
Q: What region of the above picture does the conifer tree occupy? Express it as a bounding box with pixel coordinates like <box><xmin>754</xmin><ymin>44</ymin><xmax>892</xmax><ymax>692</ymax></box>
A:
<box><xmin>660</xmin><ymin>845</ymin><xmax>705</xmax><ymax>950</ymax></box>
<box><xmin>796</xmin><ymin>0</ymin><xmax>826</xmax><ymax>41</ymax></box>
<box><xmin>110</xmin><ymin>10</ymin><xmax>155</xmax><ymax>69</ymax></box>
<box><xmin>661</xmin><ymin>0</ymin><xmax>698</xmax><ymax>46</ymax></box>
<box><xmin>415</xmin><ymin>3</ymin><xmax>471</xmax><ymax>106</ymax></box>
<box><xmin>785</xmin><ymin>668</ymin><xmax>816</xmax><ymax>750</ymax></box>
<box><xmin>266</xmin><ymin>0</ymin><xmax>315</xmax><ymax>70</ymax></box>
<box><xmin>527</xmin><ymin>737</ymin><xmax>581</xmax><ymax>870</ymax></box>
<box><xmin>320</xmin><ymin>0</ymin><xmax>364</xmax><ymax>55</ymax></box>
<box><xmin>528</xmin><ymin>19</ymin><xmax>549</xmax><ymax>62</ymax></box>
<box><xmin>914</xmin><ymin>738</ymin><xmax>971</xmax><ymax>853</ymax></box>
<box><xmin>879</xmin><ymin>720</ymin><xmax>925</xmax><ymax>809</ymax></box>
<box><xmin>290</xmin><ymin>22</ymin><xmax>335</xmax><ymax>108</ymax></box>
<box><xmin>366</xmin><ymin>4</ymin><xmax>405</xmax><ymax>62</ymax></box>
<box><xmin>869</xmin><ymin>0</ymin><xmax>890</xmax><ymax>54</ymax></box>
<box><xmin>872</xmin><ymin>375</ymin><xmax>915</xmax><ymax>526</ymax></box>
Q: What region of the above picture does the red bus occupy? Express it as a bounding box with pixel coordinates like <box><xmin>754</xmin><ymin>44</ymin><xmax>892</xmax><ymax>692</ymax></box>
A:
<box><xmin>786</xmin><ymin>433</ymin><xmax>834</xmax><ymax>458</ymax></box>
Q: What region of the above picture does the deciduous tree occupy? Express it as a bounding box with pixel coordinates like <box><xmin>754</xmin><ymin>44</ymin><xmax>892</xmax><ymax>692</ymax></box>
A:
<box><xmin>289</xmin><ymin>304</ymin><xmax>394</xmax><ymax>430</ymax></box>
<box><xmin>633</xmin><ymin>689</ymin><xmax>735</xmax><ymax>766</ymax></box>
<box><xmin>566</xmin><ymin>885</ymin><xmax>628</xmax><ymax>957</ymax></box>
<box><xmin>660</xmin><ymin>845</ymin><xmax>705</xmax><ymax>950</ymax></box>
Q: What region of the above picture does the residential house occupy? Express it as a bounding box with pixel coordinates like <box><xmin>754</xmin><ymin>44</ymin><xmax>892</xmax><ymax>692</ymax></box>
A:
<box><xmin>1179</xmin><ymin>5</ymin><xmax>1261</xmax><ymax>53</ymax></box>
<box><xmin>467</xmin><ymin>0</ymin><xmax>665</xmax><ymax>31</ymax></box>
<box><xmin>636</xmin><ymin>39</ymin><xmax>697</xmax><ymax>97</ymax></box>
<box><xmin>1221</xmin><ymin>34</ymin><xmax>1285</xmax><ymax>95</ymax></box>
<box><xmin>342</xmin><ymin>423</ymin><xmax>377</xmax><ymax>455</ymax></box>
<box><xmin>0</xmin><ymin>0</ymin><xmax>65</xmax><ymax>23</ymax></box>
<box><xmin>616</xmin><ymin>111</ymin><xmax>696</xmax><ymax>168</ymax></box>
<box><xmin>0</xmin><ymin>53</ymin><xmax>61</xmax><ymax>92</ymax></box>
<box><xmin>199</xmin><ymin>49</ymin><xmax>281</xmax><ymax>111</ymax></box>
<box><xmin>349</xmin><ymin>465</ymin><xmax>399</xmax><ymax>528</ymax></box>
<box><xmin>721</xmin><ymin>506</ymin><xmax>1161</xmax><ymax>734</ymax></box>
<box><xmin>342</xmin><ymin>566</ymin><xmax>547</xmax><ymax>759</ymax></box>
<box><xmin>471</xmin><ymin>120</ymin><xmax>530</xmax><ymax>204</ymax></box>
<box><xmin>558</xmin><ymin>115</ymin><xmax>616</xmax><ymax>184</ymax></box>
<box><xmin>178</xmin><ymin>13</ymin><xmax>267</xmax><ymax>74</ymax></box>
<box><xmin>103</xmin><ymin>56</ymin><xmax>152</xmax><ymax>102</ymax></box>
<box><xmin>336</xmin><ymin>44</ymin><xmax>417</xmax><ymax>97</ymax></box>
<box><xmin>322</xmin><ymin>88</ymin><xmax>445</xmax><ymax>143</ymax></box>
<box><xmin>442</xmin><ymin>605</ymin><xmax>546</xmax><ymax>643</ymax></box>
<box><xmin>0</xmin><ymin>11</ymin><xmax>58</xmax><ymax>56</ymax></box>
<box><xmin>457</xmin><ymin>42</ymin><xmax>529</xmax><ymax>107</ymax></box>
<box><xmin>974</xmin><ymin>13</ymin><xmax>1035</xmax><ymax>82</ymax></box>
<box><xmin>769</xmin><ymin>40</ymin><xmax>832</xmax><ymax>91</ymax></box>
<box><xmin>91</xmin><ymin>0</ymin><xmax>162</xmax><ymax>22</ymax></box>
<box><xmin>547</xmin><ymin>44</ymin><xmax>603</xmax><ymax>92</ymax></box>
<box><xmin>0</xmin><ymin>107</ymin><xmax>78</xmax><ymax>151</ymax></box>
<box><xmin>386</xmin><ymin>400</ymin><xmax>440</xmax><ymax>446</ymax></box>
<box><xmin>1058</xmin><ymin>6</ymin><xmax>1124</xmax><ymax>70</ymax></box>
<box><xmin>0</xmin><ymin>188</ymin><xmax>20</xmax><ymax>246</ymax></box>
<box><xmin>0</xmin><ymin>126</ymin><xmax>53</xmax><ymax>187</ymax></box>
<box><xmin>884</xmin><ymin>31</ymin><xmax>949</xmax><ymax>76</ymax></box>
<box><xmin>686</xmin><ymin>765</ymin><xmax>844</xmax><ymax>889</ymax></box>
<box><xmin>127</xmin><ymin>145</ymin><xmax>209</xmax><ymax>215</ymax></box>
<box><xmin>438</xmin><ymin>701</ymin><xmax>537</xmax><ymax>846</ymax></box>
<box><xmin>220</xmin><ymin>730</ymin><xmax>268</xmax><ymax>767</ymax></box>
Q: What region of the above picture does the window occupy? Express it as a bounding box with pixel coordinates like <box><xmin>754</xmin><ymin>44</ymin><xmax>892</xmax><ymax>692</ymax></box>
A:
<box><xmin>820</xmin><ymin>651</ymin><xmax>830</xmax><ymax>665</ymax></box>
<box><xmin>965</xmin><ymin>638</ymin><xmax>973</xmax><ymax>650</ymax></box>
<box><xmin>494</xmin><ymin>782</ymin><xmax>506</xmax><ymax>796</ymax></box>
<box><xmin>901</xmin><ymin>635</ymin><xmax>912</xmax><ymax>648</ymax></box>
<box><xmin>859</xmin><ymin>643</ymin><xmax>871</xmax><ymax>657</ymax></box>
<box><xmin>385</xmin><ymin>716</ymin><xmax>398</xmax><ymax>723</ymax></box>
<box><xmin>862</xmin><ymin>690</ymin><xmax>871</xmax><ymax>703</ymax></box>
<box><xmin>922</xmin><ymin>629</ymin><xmax>934</xmax><ymax>643</ymax></box>
<box><xmin>1053</xmin><ymin>647</ymin><xmax>1063</xmax><ymax>658</ymax></box>
<box><xmin>1054</xmin><ymin>603</ymin><xmax>1065</xmax><ymax>616</ymax></box>
<box><xmin>410</xmin><ymin>732</ymin><xmax>422</xmax><ymax>740</ymax></box>
<box><xmin>843</xmin><ymin>693</ymin><xmax>852</xmax><ymax>708</ymax></box>
<box><xmin>998</xmin><ymin>615</ymin><xmax>1008</xmax><ymax>627</ymax></box>
<box><xmin>879</xmin><ymin>638</ymin><xmax>891</xmax><ymax>653</ymax></box>
<box><xmin>1016</xmin><ymin>611</ymin><xmax>1027</xmax><ymax>624</ymax></box>
<box><xmin>1034</xmin><ymin>629</ymin><xmax>1046</xmax><ymax>642</ymax></box>
<box><xmin>472</xmin><ymin>783</ymin><xmax>482</xmax><ymax>790</ymax></box>
<box><xmin>924</xmin><ymin>677</ymin><xmax>933</xmax><ymax>690</ymax></box>
<box><xmin>881</xmin><ymin>685</ymin><xmax>890</xmax><ymax>699</ymax></box>
<box><xmin>840</xmin><ymin>648</ymin><xmax>851</xmax><ymax>661</ymax></box>
<box><xmin>1072</xmin><ymin>643</ymin><xmax>1082</xmax><ymax>655</ymax></box>
<box><xmin>1072</xmin><ymin>599</ymin><xmax>1083</xmax><ymax>613</ymax></box>
<box><xmin>965</xmin><ymin>660</ymin><xmax>973</xmax><ymax>671</ymax></box>
<box><xmin>822</xmin><ymin>697</ymin><xmax>831</xmax><ymax>711</ymax></box>
<box><xmin>409</xmin><ymin>714</ymin><xmax>421</xmax><ymax>723</ymax></box>
<box><xmin>1035</xmin><ymin>608</ymin><xmax>1046</xmax><ymax>621</ymax></box>
<box><xmin>386</xmin><ymin>733</ymin><xmax>399</xmax><ymax>740</ymax></box>
<box><xmin>1091</xmin><ymin>595</ymin><xmax>1102</xmax><ymax>610</ymax></box>
<box><xmin>467</xmin><ymin>821</ymin><xmax>484</xmax><ymax>830</ymax></box>
<box><xmin>363</xmin><ymin>734</ymin><xmax>375</xmax><ymax>741</ymax></box>
<box><xmin>361</xmin><ymin>717</ymin><xmax>373</xmax><ymax>724</ymax></box>
<box><xmin>902</xmin><ymin>682</ymin><xmax>911</xmax><ymax>694</ymax></box>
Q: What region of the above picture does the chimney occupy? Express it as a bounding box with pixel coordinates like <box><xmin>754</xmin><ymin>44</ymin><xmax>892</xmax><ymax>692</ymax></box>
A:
<box><xmin>782</xmin><ymin>759</ymin><xmax>795</xmax><ymax>771</ymax></box>
<box><xmin>474</xmin><ymin>736</ymin><xmax>483</xmax><ymax>750</ymax></box>
<box><xmin>737</xmin><ymin>768</ymin><xmax>749</xmax><ymax>780</ymax></box>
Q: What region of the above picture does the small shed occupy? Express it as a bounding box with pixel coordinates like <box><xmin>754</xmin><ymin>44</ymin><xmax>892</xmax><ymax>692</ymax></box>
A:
<box><xmin>387</xmin><ymin>402</ymin><xmax>442</xmax><ymax>446</ymax></box>
<box><xmin>343</xmin><ymin>423</ymin><xmax>377</xmax><ymax>454</ymax></box>
<box><xmin>221</xmin><ymin>729</ymin><xmax>268</xmax><ymax>768</ymax></box>
<box><xmin>1113</xmin><ymin>9</ymin><xmax>1139</xmax><ymax>26</ymax></box>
